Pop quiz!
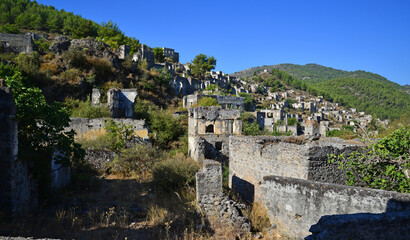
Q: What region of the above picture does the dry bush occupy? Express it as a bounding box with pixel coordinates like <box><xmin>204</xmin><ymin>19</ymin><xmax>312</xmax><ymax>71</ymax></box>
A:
<box><xmin>60</xmin><ymin>68</ymin><xmax>83</xmax><ymax>84</ymax></box>
<box><xmin>88</xmin><ymin>56</ymin><xmax>114</xmax><ymax>78</ymax></box>
<box><xmin>40</xmin><ymin>61</ymin><xmax>61</xmax><ymax>75</ymax></box>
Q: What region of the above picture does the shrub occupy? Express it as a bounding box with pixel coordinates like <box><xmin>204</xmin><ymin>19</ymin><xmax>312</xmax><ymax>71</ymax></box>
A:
<box><xmin>151</xmin><ymin>157</ymin><xmax>200</xmax><ymax>192</ymax></box>
<box><xmin>15</xmin><ymin>52</ymin><xmax>40</xmax><ymax>74</ymax></box>
<box><xmin>242</xmin><ymin>122</ymin><xmax>260</xmax><ymax>135</ymax></box>
<box><xmin>197</xmin><ymin>97</ymin><xmax>220</xmax><ymax>107</ymax></box>
<box><xmin>248</xmin><ymin>202</ymin><xmax>271</xmax><ymax>232</ymax></box>
<box><xmin>34</xmin><ymin>39</ymin><xmax>51</xmax><ymax>53</ymax></box>
<box><xmin>88</xmin><ymin>56</ymin><xmax>113</xmax><ymax>79</ymax></box>
<box><xmin>76</xmin><ymin>120</ymin><xmax>133</xmax><ymax>151</ymax></box>
<box><xmin>109</xmin><ymin>144</ymin><xmax>162</xmax><ymax>178</ymax></box>
<box><xmin>65</xmin><ymin>98</ymin><xmax>110</xmax><ymax>119</ymax></box>
<box><xmin>329</xmin><ymin>127</ymin><xmax>410</xmax><ymax>193</ymax></box>
<box><xmin>60</xmin><ymin>68</ymin><xmax>83</xmax><ymax>84</ymax></box>
<box><xmin>62</xmin><ymin>48</ymin><xmax>89</xmax><ymax>69</ymax></box>
<box><xmin>149</xmin><ymin>109</ymin><xmax>184</xmax><ymax>148</ymax></box>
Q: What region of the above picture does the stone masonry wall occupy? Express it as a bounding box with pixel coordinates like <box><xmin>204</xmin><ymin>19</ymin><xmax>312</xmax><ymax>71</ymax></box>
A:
<box><xmin>229</xmin><ymin>136</ymin><xmax>363</xmax><ymax>202</ymax></box>
<box><xmin>261</xmin><ymin>175</ymin><xmax>410</xmax><ymax>239</ymax></box>
<box><xmin>196</xmin><ymin>160</ymin><xmax>250</xmax><ymax>233</ymax></box>
<box><xmin>0</xmin><ymin>87</ymin><xmax>36</xmax><ymax>214</ymax></box>
<box><xmin>67</xmin><ymin>117</ymin><xmax>149</xmax><ymax>140</ymax></box>
<box><xmin>0</xmin><ymin>33</ymin><xmax>36</xmax><ymax>53</ymax></box>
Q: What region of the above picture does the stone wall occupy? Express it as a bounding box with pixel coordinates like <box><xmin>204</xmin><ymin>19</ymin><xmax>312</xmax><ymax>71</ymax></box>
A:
<box><xmin>0</xmin><ymin>33</ymin><xmax>36</xmax><ymax>53</ymax></box>
<box><xmin>67</xmin><ymin>117</ymin><xmax>149</xmax><ymax>140</ymax></box>
<box><xmin>84</xmin><ymin>149</ymin><xmax>116</xmax><ymax>172</ymax></box>
<box><xmin>196</xmin><ymin>160</ymin><xmax>250</xmax><ymax>233</ymax></box>
<box><xmin>0</xmin><ymin>87</ymin><xmax>36</xmax><ymax>214</ymax></box>
<box><xmin>229</xmin><ymin>136</ymin><xmax>363</xmax><ymax>202</ymax></box>
<box><xmin>260</xmin><ymin>175</ymin><xmax>410</xmax><ymax>239</ymax></box>
<box><xmin>196</xmin><ymin>160</ymin><xmax>223</xmax><ymax>200</ymax></box>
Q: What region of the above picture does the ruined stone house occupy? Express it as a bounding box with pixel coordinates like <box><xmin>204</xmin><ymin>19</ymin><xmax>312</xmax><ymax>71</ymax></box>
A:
<box><xmin>92</xmin><ymin>88</ymin><xmax>138</xmax><ymax>118</ymax></box>
<box><xmin>188</xmin><ymin>106</ymin><xmax>242</xmax><ymax>162</ymax></box>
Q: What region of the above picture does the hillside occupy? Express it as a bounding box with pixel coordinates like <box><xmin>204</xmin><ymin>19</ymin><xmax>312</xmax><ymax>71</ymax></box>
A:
<box><xmin>231</xmin><ymin>64</ymin><xmax>409</xmax><ymax>121</ymax></box>
<box><xmin>231</xmin><ymin>63</ymin><xmax>402</xmax><ymax>88</ymax></box>
<box><xmin>313</xmin><ymin>77</ymin><xmax>410</xmax><ymax>120</ymax></box>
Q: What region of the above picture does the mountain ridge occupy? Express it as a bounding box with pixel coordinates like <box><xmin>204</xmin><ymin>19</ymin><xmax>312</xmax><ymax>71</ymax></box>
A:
<box><xmin>230</xmin><ymin>63</ymin><xmax>403</xmax><ymax>89</ymax></box>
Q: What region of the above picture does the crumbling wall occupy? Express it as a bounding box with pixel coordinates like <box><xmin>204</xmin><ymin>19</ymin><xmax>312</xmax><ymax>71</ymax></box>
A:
<box><xmin>229</xmin><ymin>136</ymin><xmax>363</xmax><ymax>202</ymax></box>
<box><xmin>196</xmin><ymin>160</ymin><xmax>250</xmax><ymax>232</ymax></box>
<box><xmin>261</xmin><ymin>175</ymin><xmax>410</xmax><ymax>239</ymax></box>
<box><xmin>0</xmin><ymin>87</ymin><xmax>36</xmax><ymax>214</ymax></box>
<box><xmin>67</xmin><ymin>117</ymin><xmax>149</xmax><ymax>141</ymax></box>
<box><xmin>0</xmin><ymin>33</ymin><xmax>36</xmax><ymax>53</ymax></box>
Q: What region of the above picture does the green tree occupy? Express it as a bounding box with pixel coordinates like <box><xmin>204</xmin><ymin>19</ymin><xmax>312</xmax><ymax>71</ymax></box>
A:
<box><xmin>1</xmin><ymin>63</ymin><xmax>84</xmax><ymax>191</ymax></box>
<box><xmin>152</xmin><ymin>47</ymin><xmax>165</xmax><ymax>63</ymax></box>
<box><xmin>189</xmin><ymin>54</ymin><xmax>216</xmax><ymax>80</ymax></box>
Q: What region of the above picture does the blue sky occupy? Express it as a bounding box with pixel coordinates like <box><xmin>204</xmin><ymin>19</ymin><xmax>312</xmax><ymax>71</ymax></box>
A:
<box><xmin>37</xmin><ymin>0</ymin><xmax>410</xmax><ymax>85</ymax></box>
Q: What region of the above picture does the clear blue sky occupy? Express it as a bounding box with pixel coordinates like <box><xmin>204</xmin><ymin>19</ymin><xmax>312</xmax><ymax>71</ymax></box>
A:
<box><xmin>37</xmin><ymin>0</ymin><xmax>410</xmax><ymax>85</ymax></box>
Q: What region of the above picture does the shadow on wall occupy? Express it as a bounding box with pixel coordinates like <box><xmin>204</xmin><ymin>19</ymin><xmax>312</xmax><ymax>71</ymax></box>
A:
<box><xmin>232</xmin><ymin>176</ymin><xmax>254</xmax><ymax>203</ymax></box>
<box><xmin>306</xmin><ymin>199</ymin><xmax>410</xmax><ymax>240</ymax></box>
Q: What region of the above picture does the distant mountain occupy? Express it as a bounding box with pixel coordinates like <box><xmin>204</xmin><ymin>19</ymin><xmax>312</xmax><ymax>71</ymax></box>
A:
<box><xmin>231</xmin><ymin>63</ymin><xmax>402</xmax><ymax>89</ymax></box>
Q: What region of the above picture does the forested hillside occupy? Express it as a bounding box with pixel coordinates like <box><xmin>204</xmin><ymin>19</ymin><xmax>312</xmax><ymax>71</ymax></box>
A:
<box><xmin>312</xmin><ymin>77</ymin><xmax>410</xmax><ymax>120</ymax></box>
<box><xmin>0</xmin><ymin>0</ymin><xmax>140</xmax><ymax>50</ymax></box>
<box><xmin>232</xmin><ymin>64</ymin><xmax>408</xmax><ymax>121</ymax></box>
<box><xmin>232</xmin><ymin>63</ymin><xmax>402</xmax><ymax>88</ymax></box>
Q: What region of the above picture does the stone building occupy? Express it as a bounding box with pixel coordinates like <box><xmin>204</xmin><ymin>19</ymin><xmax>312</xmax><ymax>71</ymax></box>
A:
<box><xmin>133</xmin><ymin>44</ymin><xmax>155</xmax><ymax>68</ymax></box>
<box><xmin>163</xmin><ymin>47</ymin><xmax>179</xmax><ymax>63</ymax></box>
<box><xmin>0</xmin><ymin>33</ymin><xmax>37</xmax><ymax>54</ymax></box>
<box><xmin>92</xmin><ymin>88</ymin><xmax>138</xmax><ymax>118</ymax></box>
<box><xmin>183</xmin><ymin>94</ymin><xmax>244</xmax><ymax>110</ymax></box>
<box><xmin>188</xmin><ymin>106</ymin><xmax>242</xmax><ymax>162</ymax></box>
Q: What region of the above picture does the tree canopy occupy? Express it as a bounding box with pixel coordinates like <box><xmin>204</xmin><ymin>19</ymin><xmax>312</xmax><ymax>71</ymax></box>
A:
<box><xmin>189</xmin><ymin>54</ymin><xmax>216</xmax><ymax>80</ymax></box>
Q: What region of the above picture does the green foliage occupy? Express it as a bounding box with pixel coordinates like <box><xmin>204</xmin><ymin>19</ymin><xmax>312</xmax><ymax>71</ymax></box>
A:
<box><xmin>238</xmin><ymin>92</ymin><xmax>254</xmax><ymax>111</ymax></box>
<box><xmin>97</xmin><ymin>20</ymin><xmax>125</xmax><ymax>49</ymax></box>
<box><xmin>287</xmin><ymin>117</ymin><xmax>299</xmax><ymax>126</ymax></box>
<box><xmin>133</xmin><ymin>97</ymin><xmax>153</xmax><ymax>121</ymax></box>
<box><xmin>242</xmin><ymin>122</ymin><xmax>260</xmax><ymax>135</ymax></box>
<box><xmin>152</xmin><ymin>47</ymin><xmax>165</xmax><ymax>63</ymax></box>
<box><xmin>33</xmin><ymin>38</ymin><xmax>51</xmax><ymax>53</ymax></box>
<box><xmin>313</xmin><ymin>77</ymin><xmax>410</xmax><ymax>120</ymax></box>
<box><xmin>0</xmin><ymin>23</ymin><xmax>20</xmax><ymax>33</ymax></box>
<box><xmin>149</xmin><ymin>109</ymin><xmax>184</xmax><ymax>149</ymax></box>
<box><xmin>255</xmin><ymin>85</ymin><xmax>265</xmax><ymax>94</ymax></box>
<box><xmin>0</xmin><ymin>0</ymin><xmax>140</xmax><ymax>49</ymax></box>
<box><xmin>197</xmin><ymin>97</ymin><xmax>220</xmax><ymax>107</ymax></box>
<box><xmin>15</xmin><ymin>51</ymin><xmax>40</xmax><ymax>74</ymax></box>
<box><xmin>204</xmin><ymin>84</ymin><xmax>217</xmax><ymax>92</ymax></box>
<box><xmin>1</xmin><ymin>63</ymin><xmax>84</xmax><ymax>189</ymax></box>
<box><xmin>109</xmin><ymin>144</ymin><xmax>162</xmax><ymax>177</ymax></box>
<box><xmin>189</xmin><ymin>54</ymin><xmax>216</xmax><ymax>80</ymax></box>
<box><xmin>151</xmin><ymin>157</ymin><xmax>200</xmax><ymax>192</ymax></box>
<box><xmin>329</xmin><ymin>127</ymin><xmax>410</xmax><ymax>193</ymax></box>
<box><xmin>105</xmin><ymin>120</ymin><xmax>134</xmax><ymax>151</ymax></box>
<box><xmin>64</xmin><ymin>98</ymin><xmax>110</xmax><ymax>119</ymax></box>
